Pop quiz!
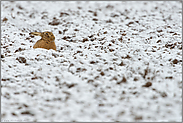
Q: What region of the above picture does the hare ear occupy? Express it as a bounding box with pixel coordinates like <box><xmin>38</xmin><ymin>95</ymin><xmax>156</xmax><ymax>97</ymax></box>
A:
<box><xmin>29</xmin><ymin>32</ymin><xmax>42</xmax><ymax>36</ymax></box>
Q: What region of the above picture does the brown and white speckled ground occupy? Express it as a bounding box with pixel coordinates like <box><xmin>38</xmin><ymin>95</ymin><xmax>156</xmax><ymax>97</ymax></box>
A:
<box><xmin>1</xmin><ymin>1</ymin><xmax>182</xmax><ymax>122</ymax></box>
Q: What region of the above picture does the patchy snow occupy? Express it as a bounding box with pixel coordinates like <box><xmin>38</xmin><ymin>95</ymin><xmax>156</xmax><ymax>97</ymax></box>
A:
<box><xmin>1</xmin><ymin>1</ymin><xmax>182</xmax><ymax>122</ymax></box>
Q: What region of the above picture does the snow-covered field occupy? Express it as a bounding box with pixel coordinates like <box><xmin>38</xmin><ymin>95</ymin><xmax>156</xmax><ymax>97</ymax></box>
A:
<box><xmin>1</xmin><ymin>1</ymin><xmax>182</xmax><ymax>122</ymax></box>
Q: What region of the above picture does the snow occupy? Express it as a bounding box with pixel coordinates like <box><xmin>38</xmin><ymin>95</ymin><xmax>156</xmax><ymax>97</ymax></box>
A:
<box><xmin>1</xmin><ymin>1</ymin><xmax>182</xmax><ymax>122</ymax></box>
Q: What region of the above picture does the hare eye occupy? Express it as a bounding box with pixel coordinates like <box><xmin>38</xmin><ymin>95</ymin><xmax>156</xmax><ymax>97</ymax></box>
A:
<box><xmin>46</xmin><ymin>33</ymin><xmax>48</xmax><ymax>35</ymax></box>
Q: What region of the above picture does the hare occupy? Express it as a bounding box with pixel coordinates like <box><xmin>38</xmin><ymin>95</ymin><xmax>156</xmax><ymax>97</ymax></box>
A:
<box><xmin>30</xmin><ymin>31</ymin><xmax>56</xmax><ymax>50</ymax></box>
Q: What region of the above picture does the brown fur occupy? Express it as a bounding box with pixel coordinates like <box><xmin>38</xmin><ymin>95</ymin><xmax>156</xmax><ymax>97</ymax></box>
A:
<box><xmin>30</xmin><ymin>31</ymin><xmax>56</xmax><ymax>50</ymax></box>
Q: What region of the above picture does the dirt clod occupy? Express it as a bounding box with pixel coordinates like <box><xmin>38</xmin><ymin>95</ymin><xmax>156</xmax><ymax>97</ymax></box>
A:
<box><xmin>16</xmin><ymin>57</ymin><xmax>26</xmax><ymax>63</ymax></box>
<box><xmin>142</xmin><ymin>82</ymin><xmax>152</xmax><ymax>87</ymax></box>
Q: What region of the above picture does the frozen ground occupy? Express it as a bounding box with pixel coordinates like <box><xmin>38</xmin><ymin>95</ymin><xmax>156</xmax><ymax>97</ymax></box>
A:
<box><xmin>1</xmin><ymin>1</ymin><xmax>182</xmax><ymax>122</ymax></box>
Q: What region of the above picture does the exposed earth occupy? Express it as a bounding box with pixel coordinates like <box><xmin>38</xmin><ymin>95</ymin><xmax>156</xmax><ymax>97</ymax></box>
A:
<box><xmin>1</xmin><ymin>1</ymin><xmax>182</xmax><ymax>122</ymax></box>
